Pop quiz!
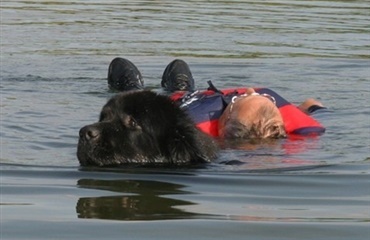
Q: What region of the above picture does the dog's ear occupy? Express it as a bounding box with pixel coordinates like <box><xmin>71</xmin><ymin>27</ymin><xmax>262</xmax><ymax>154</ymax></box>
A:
<box><xmin>169</xmin><ymin>124</ymin><xmax>217</xmax><ymax>164</ymax></box>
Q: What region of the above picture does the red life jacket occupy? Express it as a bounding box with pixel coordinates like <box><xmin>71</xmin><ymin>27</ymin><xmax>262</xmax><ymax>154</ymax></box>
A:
<box><xmin>171</xmin><ymin>88</ymin><xmax>325</xmax><ymax>137</ymax></box>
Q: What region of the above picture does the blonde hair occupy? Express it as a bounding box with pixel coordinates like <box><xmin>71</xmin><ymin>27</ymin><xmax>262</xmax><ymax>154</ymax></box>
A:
<box><xmin>222</xmin><ymin>102</ymin><xmax>286</xmax><ymax>139</ymax></box>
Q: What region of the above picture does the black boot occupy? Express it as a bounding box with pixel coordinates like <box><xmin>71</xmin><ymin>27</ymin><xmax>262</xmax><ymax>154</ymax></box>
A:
<box><xmin>161</xmin><ymin>59</ymin><xmax>195</xmax><ymax>92</ymax></box>
<box><xmin>107</xmin><ymin>57</ymin><xmax>144</xmax><ymax>91</ymax></box>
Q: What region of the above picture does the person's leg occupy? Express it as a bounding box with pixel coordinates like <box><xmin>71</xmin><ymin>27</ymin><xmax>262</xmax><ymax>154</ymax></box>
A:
<box><xmin>107</xmin><ymin>57</ymin><xmax>144</xmax><ymax>91</ymax></box>
<box><xmin>161</xmin><ymin>59</ymin><xmax>195</xmax><ymax>92</ymax></box>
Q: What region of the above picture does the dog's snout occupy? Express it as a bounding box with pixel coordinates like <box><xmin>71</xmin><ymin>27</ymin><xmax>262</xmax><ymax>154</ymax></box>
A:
<box><xmin>79</xmin><ymin>125</ymin><xmax>100</xmax><ymax>141</ymax></box>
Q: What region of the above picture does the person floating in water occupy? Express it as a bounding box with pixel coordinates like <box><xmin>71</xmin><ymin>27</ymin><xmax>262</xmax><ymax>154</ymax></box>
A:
<box><xmin>107</xmin><ymin>57</ymin><xmax>326</xmax><ymax>139</ymax></box>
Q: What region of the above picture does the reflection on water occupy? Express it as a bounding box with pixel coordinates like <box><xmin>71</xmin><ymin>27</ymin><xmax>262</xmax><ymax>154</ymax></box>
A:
<box><xmin>215</xmin><ymin>136</ymin><xmax>325</xmax><ymax>170</ymax></box>
<box><xmin>1</xmin><ymin>164</ymin><xmax>370</xmax><ymax>240</ymax></box>
<box><xmin>76</xmin><ymin>179</ymin><xmax>201</xmax><ymax>220</ymax></box>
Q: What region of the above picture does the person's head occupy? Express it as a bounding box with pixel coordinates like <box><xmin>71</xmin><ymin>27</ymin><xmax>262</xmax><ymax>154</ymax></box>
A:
<box><xmin>218</xmin><ymin>89</ymin><xmax>286</xmax><ymax>139</ymax></box>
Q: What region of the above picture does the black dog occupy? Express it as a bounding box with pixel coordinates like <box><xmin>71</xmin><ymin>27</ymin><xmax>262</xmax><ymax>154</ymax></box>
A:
<box><xmin>77</xmin><ymin>91</ymin><xmax>217</xmax><ymax>167</ymax></box>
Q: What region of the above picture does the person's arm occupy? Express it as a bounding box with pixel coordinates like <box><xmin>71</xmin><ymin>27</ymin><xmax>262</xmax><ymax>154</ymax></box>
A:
<box><xmin>298</xmin><ymin>98</ymin><xmax>326</xmax><ymax>115</ymax></box>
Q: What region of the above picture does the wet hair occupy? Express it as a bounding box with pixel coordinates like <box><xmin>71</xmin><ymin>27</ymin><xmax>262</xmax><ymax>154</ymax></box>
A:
<box><xmin>223</xmin><ymin>104</ymin><xmax>286</xmax><ymax>139</ymax></box>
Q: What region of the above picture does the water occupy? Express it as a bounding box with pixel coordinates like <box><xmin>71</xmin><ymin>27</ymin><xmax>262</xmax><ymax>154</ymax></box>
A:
<box><xmin>1</xmin><ymin>0</ymin><xmax>369</xmax><ymax>239</ymax></box>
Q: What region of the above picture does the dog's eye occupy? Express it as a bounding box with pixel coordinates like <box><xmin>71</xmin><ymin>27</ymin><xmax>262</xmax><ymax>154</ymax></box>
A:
<box><xmin>129</xmin><ymin>118</ymin><xmax>137</xmax><ymax>127</ymax></box>
<box><xmin>125</xmin><ymin>116</ymin><xmax>141</xmax><ymax>130</ymax></box>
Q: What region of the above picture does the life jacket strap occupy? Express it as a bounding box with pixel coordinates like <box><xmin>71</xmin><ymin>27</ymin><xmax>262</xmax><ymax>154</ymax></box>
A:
<box><xmin>207</xmin><ymin>80</ymin><xmax>222</xmax><ymax>93</ymax></box>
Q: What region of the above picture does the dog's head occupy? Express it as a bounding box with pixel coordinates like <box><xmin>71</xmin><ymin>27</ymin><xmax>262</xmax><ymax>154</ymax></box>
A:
<box><xmin>77</xmin><ymin>91</ymin><xmax>217</xmax><ymax>167</ymax></box>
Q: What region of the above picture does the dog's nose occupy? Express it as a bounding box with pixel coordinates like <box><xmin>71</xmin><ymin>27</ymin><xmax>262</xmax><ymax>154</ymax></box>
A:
<box><xmin>79</xmin><ymin>125</ymin><xmax>100</xmax><ymax>141</ymax></box>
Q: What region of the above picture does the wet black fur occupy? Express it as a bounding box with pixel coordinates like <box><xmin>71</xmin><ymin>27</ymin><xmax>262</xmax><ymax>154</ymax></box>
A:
<box><xmin>77</xmin><ymin>91</ymin><xmax>217</xmax><ymax>167</ymax></box>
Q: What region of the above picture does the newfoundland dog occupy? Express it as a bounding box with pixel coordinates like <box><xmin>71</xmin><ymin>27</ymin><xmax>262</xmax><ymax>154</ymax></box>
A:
<box><xmin>77</xmin><ymin>91</ymin><xmax>217</xmax><ymax>167</ymax></box>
